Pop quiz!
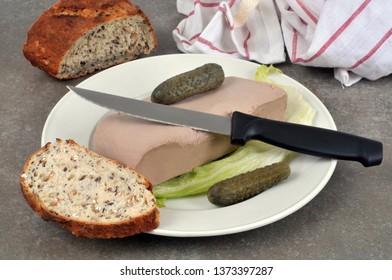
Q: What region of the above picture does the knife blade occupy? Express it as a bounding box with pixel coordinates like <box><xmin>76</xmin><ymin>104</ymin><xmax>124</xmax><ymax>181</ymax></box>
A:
<box><xmin>68</xmin><ymin>86</ymin><xmax>383</xmax><ymax>167</ymax></box>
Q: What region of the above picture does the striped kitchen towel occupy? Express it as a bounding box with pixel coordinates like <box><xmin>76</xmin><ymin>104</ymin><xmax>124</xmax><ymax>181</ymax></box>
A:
<box><xmin>174</xmin><ymin>0</ymin><xmax>392</xmax><ymax>86</ymax></box>
<box><xmin>173</xmin><ymin>0</ymin><xmax>286</xmax><ymax>65</ymax></box>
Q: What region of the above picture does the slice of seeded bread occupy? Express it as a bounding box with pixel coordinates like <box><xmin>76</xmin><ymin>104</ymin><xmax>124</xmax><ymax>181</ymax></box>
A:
<box><xmin>23</xmin><ymin>0</ymin><xmax>157</xmax><ymax>79</ymax></box>
<box><xmin>20</xmin><ymin>139</ymin><xmax>159</xmax><ymax>238</ymax></box>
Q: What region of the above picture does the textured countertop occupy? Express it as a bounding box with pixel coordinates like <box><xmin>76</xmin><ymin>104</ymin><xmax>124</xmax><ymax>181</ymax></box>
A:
<box><xmin>1</xmin><ymin>0</ymin><xmax>390</xmax><ymax>260</ymax></box>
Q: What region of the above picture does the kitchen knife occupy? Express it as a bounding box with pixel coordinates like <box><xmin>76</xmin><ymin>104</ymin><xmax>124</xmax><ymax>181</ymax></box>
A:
<box><xmin>68</xmin><ymin>86</ymin><xmax>383</xmax><ymax>167</ymax></box>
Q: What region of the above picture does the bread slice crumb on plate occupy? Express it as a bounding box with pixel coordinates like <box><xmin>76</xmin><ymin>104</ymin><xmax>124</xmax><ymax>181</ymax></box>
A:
<box><xmin>20</xmin><ymin>139</ymin><xmax>159</xmax><ymax>238</ymax></box>
<box><xmin>23</xmin><ymin>0</ymin><xmax>157</xmax><ymax>79</ymax></box>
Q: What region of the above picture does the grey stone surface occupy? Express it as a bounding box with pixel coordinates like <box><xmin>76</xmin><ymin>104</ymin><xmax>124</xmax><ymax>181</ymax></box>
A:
<box><xmin>1</xmin><ymin>0</ymin><xmax>390</xmax><ymax>260</ymax></box>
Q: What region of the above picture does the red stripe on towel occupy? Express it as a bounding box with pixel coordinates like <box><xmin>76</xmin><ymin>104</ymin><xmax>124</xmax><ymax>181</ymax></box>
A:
<box><xmin>189</xmin><ymin>0</ymin><xmax>226</xmax><ymax>16</ymax></box>
<box><xmin>194</xmin><ymin>0</ymin><xmax>221</xmax><ymax>8</ymax></box>
<box><xmin>350</xmin><ymin>29</ymin><xmax>392</xmax><ymax>69</ymax></box>
<box><xmin>189</xmin><ymin>33</ymin><xmax>202</xmax><ymax>41</ymax></box>
<box><xmin>292</xmin><ymin>0</ymin><xmax>372</xmax><ymax>63</ymax></box>
<box><xmin>218</xmin><ymin>6</ymin><xmax>235</xmax><ymax>30</ymax></box>
<box><xmin>197</xmin><ymin>37</ymin><xmax>238</xmax><ymax>54</ymax></box>
<box><xmin>181</xmin><ymin>40</ymin><xmax>192</xmax><ymax>46</ymax></box>
<box><xmin>296</xmin><ymin>0</ymin><xmax>318</xmax><ymax>24</ymax></box>
<box><xmin>194</xmin><ymin>0</ymin><xmax>237</xmax><ymax>8</ymax></box>
<box><xmin>292</xmin><ymin>29</ymin><xmax>299</xmax><ymax>61</ymax></box>
<box><xmin>243</xmin><ymin>31</ymin><xmax>251</xmax><ymax>59</ymax></box>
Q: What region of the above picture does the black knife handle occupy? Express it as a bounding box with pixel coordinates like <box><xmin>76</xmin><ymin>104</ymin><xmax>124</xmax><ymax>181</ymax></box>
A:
<box><xmin>230</xmin><ymin>111</ymin><xmax>383</xmax><ymax>167</ymax></box>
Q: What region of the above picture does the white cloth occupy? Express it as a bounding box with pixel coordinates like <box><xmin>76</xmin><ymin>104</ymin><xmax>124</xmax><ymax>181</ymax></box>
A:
<box><xmin>174</xmin><ymin>0</ymin><xmax>392</xmax><ymax>86</ymax></box>
<box><xmin>174</xmin><ymin>0</ymin><xmax>286</xmax><ymax>65</ymax></box>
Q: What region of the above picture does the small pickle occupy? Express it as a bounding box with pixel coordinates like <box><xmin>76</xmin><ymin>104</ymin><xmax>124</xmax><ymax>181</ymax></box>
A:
<box><xmin>207</xmin><ymin>162</ymin><xmax>290</xmax><ymax>207</ymax></box>
<box><xmin>151</xmin><ymin>63</ymin><xmax>224</xmax><ymax>104</ymax></box>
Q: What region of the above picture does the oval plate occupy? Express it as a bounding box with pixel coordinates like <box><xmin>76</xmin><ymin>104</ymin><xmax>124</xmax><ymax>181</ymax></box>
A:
<box><xmin>42</xmin><ymin>54</ymin><xmax>337</xmax><ymax>237</ymax></box>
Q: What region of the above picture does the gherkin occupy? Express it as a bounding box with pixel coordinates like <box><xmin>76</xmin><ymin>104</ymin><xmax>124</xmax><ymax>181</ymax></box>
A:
<box><xmin>207</xmin><ymin>162</ymin><xmax>290</xmax><ymax>207</ymax></box>
<box><xmin>151</xmin><ymin>63</ymin><xmax>224</xmax><ymax>104</ymax></box>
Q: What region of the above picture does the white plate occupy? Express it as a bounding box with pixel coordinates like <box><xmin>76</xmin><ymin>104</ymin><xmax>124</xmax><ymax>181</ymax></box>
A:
<box><xmin>42</xmin><ymin>54</ymin><xmax>337</xmax><ymax>237</ymax></box>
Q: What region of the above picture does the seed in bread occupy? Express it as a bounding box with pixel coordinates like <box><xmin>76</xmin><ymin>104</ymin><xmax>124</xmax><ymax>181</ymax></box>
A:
<box><xmin>20</xmin><ymin>139</ymin><xmax>159</xmax><ymax>238</ymax></box>
<box><xmin>23</xmin><ymin>0</ymin><xmax>158</xmax><ymax>79</ymax></box>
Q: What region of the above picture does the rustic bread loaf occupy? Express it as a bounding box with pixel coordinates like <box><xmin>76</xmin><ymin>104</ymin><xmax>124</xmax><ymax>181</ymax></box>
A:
<box><xmin>23</xmin><ymin>0</ymin><xmax>157</xmax><ymax>79</ymax></box>
<box><xmin>20</xmin><ymin>139</ymin><xmax>159</xmax><ymax>238</ymax></box>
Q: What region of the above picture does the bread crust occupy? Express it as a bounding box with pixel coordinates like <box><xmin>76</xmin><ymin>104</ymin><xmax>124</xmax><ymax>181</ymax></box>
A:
<box><xmin>23</xmin><ymin>0</ymin><xmax>157</xmax><ymax>79</ymax></box>
<box><xmin>20</xmin><ymin>139</ymin><xmax>160</xmax><ymax>238</ymax></box>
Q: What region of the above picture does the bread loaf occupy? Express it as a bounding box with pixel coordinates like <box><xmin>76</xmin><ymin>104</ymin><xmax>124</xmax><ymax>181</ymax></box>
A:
<box><xmin>23</xmin><ymin>0</ymin><xmax>157</xmax><ymax>79</ymax></box>
<box><xmin>20</xmin><ymin>139</ymin><xmax>159</xmax><ymax>238</ymax></box>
